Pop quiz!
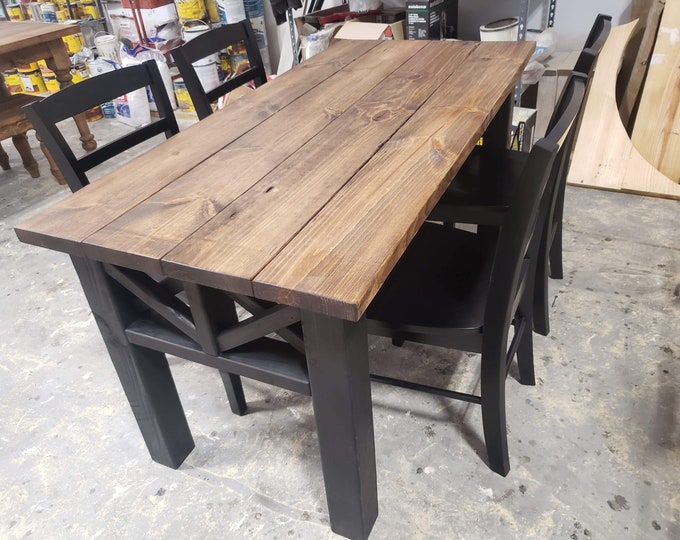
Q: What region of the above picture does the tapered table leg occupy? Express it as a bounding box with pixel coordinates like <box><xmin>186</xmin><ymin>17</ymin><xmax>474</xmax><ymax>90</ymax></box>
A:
<box><xmin>301</xmin><ymin>311</ymin><xmax>378</xmax><ymax>540</ymax></box>
<box><xmin>70</xmin><ymin>256</ymin><xmax>195</xmax><ymax>468</ymax></box>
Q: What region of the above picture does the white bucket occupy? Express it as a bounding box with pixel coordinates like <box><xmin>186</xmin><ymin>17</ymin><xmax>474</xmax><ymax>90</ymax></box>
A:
<box><xmin>94</xmin><ymin>33</ymin><xmax>120</xmax><ymax>64</ymax></box>
<box><xmin>480</xmin><ymin>17</ymin><xmax>519</xmax><ymax>42</ymax></box>
<box><xmin>194</xmin><ymin>61</ymin><xmax>220</xmax><ymax>92</ymax></box>
<box><xmin>183</xmin><ymin>20</ymin><xmax>220</xmax><ymax>64</ymax></box>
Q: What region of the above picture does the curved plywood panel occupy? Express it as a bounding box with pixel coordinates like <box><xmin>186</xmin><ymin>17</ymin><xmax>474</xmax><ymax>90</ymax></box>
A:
<box><xmin>567</xmin><ymin>19</ymin><xmax>680</xmax><ymax>200</ymax></box>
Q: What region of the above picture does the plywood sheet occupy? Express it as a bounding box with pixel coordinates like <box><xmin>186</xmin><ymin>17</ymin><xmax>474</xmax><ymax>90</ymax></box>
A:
<box><xmin>631</xmin><ymin>0</ymin><xmax>680</xmax><ymax>181</ymax></box>
<box><xmin>568</xmin><ymin>20</ymin><xmax>680</xmax><ymax>200</ymax></box>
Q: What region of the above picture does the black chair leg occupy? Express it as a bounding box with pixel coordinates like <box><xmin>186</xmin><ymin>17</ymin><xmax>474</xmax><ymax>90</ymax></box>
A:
<box><xmin>533</xmin><ymin>247</ymin><xmax>550</xmax><ymax>337</ymax></box>
<box><xmin>480</xmin><ymin>347</ymin><xmax>510</xmax><ymax>476</ymax></box>
<box><xmin>549</xmin><ymin>221</ymin><xmax>564</xmax><ymax>279</ymax></box>
<box><xmin>392</xmin><ymin>337</ymin><xmax>405</xmax><ymax>347</ymax></box>
<box><xmin>516</xmin><ymin>323</ymin><xmax>536</xmax><ymax>386</ymax></box>
<box><xmin>220</xmin><ymin>371</ymin><xmax>247</xmax><ymax>416</ymax></box>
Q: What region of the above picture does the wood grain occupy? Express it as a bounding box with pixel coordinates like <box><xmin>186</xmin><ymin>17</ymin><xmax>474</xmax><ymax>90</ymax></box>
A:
<box><xmin>15</xmin><ymin>40</ymin><xmax>383</xmax><ymax>257</ymax></box>
<box><xmin>0</xmin><ymin>21</ymin><xmax>79</xmax><ymax>70</ymax></box>
<box><xmin>82</xmin><ymin>41</ymin><xmax>430</xmax><ymax>276</ymax></box>
<box><xmin>161</xmin><ymin>41</ymin><xmax>483</xmax><ymax>297</ymax></box>
<box><xmin>631</xmin><ymin>0</ymin><xmax>680</xmax><ymax>181</ymax></box>
<box><xmin>253</xmin><ymin>43</ymin><xmax>534</xmax><ymax>320</ymax></box>
<box><xmin>16</xmin><ymin>40</ymin><xmax>536</xmax><ymax>321</ymax></box>
<box><xmin>619</xmin><ymin>2</ymin><xmax>666</xmax><ymax>126</ymax></box>
<box><xmin>568</xmin><ymin>20</ymin><xmax>680</xmax><ymax>200</ymax></box>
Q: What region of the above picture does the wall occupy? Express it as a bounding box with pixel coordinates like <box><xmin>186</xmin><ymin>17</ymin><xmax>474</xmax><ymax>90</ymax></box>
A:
<box><xmin>270</xmin><ymin>0</ymin><xmax>635</xmax><ymax>74</ymax></box>
<box><xmin>458</xmin><ymin>0</ymin><xmax>632</xmax><ymax>50</ymax></box>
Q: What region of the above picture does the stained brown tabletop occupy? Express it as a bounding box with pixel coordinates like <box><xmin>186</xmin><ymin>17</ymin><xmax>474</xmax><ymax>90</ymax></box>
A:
<box><xmin>16</xmin><ymin>39</ymin><xmax>534</xmax><ymax>322</ymax></box>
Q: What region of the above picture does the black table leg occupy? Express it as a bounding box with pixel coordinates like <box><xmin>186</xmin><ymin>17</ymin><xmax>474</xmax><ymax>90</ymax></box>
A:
<box><xmin>70</xmin><ymin>256</ymin><xmax>195</xmax><ymax>469</ymax></box>
<box><xmin>301</xmin><ymin>311</ymin><xmax>378</xmax><ymax>540</ymax></box>
<box><xmin>484</xmin><ymin>93</ymin><xmax>513</xmax><ymax>149</ymax></box>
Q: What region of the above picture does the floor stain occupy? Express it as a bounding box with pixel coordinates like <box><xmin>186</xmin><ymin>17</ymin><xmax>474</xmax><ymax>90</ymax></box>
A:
<box><xmin>607</xmin><ymin>494</ymin><xmax>630</xmax><ymax>511</ymax></box>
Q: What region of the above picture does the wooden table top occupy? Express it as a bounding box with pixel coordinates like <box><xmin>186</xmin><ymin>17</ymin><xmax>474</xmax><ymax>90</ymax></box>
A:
<box><xmin>0</xmin><ymin>21</ymin><xmax>80</xmax><ymax>56</ymax></box>
<box><xmin>16</xmin><ymin>39</ymin><xmax>534</xmax><ymax>321</ymax></box>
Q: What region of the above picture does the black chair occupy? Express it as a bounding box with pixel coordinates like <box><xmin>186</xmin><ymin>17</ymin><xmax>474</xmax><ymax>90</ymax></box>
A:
<box><xmin>23</xmin><ymin>60</ymin><xmax>179</xmax><ymax>193</ymax></box>
<box><xmin>367</xmin><ymin>75</ymin><xmax>586</xmax><ymax>477</ymax></box>
<box><xmin>428</xmin><ymin>71</ymin><xmax>590</xmax><ymax>336</ymax></box>
<box><xmin>172</xmin><ymin>20</ymin><xmax>267</xmax><ymax>120</ymax></box>
<box><xmin>574</xmin><ymin>14</ymin><xmax>613</xmax><ymax>74</ymax></box>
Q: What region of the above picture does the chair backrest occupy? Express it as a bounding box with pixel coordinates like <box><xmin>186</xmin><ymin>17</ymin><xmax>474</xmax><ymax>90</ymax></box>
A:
<box><xmin>172</xmin><ymin>20</ymin><xmax>267</xmax><ymax>120</ymax></box>
<box><xmin>574</xmin><ymin>14</ymin><xmax>612</xmax><ymax>74</ymax></box>
<box><xmin>542</xmin><ymin>72</ymin><xmax>589</xmax><ymax>238</ymax></box>
<box><xmin>485</xmin><ymin>74</ymin><xmax>587</xmax><ymax>335</ymax></box>
<box><xmin>23</xmin><ymin>60</ymin><xmax>179</xmax><ymax>193</ymax></box>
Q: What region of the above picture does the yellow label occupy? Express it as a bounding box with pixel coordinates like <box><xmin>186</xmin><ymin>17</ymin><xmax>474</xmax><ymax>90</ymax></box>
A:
<box><xmin>62</xmin><ymin>33</ymin><xmax>84</xmax><ymax>54</ymax></box>
<box><xmin>81</xmin><ymin>3</ymin><xmax>99</xmax><ymax>18</ymax></box>
<box><xmin>7</xmin><ymin>5</ymin><xmax>24</xmax><ymax>21</ymax></box>
<box><xmin>3</xmin><ymin>72</ymin><xmax>24</xmax><ymax>94</ymax></box>
<box><xmin>19</xmin><ymin>71</ymin><xmax>47</xmax><ymax>94</ymax></box>
<box><xmin>44</xmin><ymin>75</ymin><xmax>60</xmax><ymax>93</ymax></box>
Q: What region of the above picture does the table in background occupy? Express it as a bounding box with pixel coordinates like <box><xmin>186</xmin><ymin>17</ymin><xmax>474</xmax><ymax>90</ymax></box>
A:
<box><xmin>0</xmin><ymin>21</ymin><xmax>96</xmax><ymax>157</ymax></box>
<box><xmin>16</xmin><ymin>39</ymin><xmax>534</xmax><ymax>539</ymax></box>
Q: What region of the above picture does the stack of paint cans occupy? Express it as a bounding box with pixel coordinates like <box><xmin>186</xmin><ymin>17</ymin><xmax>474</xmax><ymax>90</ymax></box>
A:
<box><xmin>16</xmin><ymin>62</ymin><xmax>47</xmax><ymax>94</ymax></box>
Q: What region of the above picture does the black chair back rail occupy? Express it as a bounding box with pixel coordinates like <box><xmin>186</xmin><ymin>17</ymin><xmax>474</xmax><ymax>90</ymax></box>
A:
<box><xmin>23</xmin><ymin>60</ymin><xmax>179</xmax><ymax>192</ymax></box>
<box><xmin>172</xmin><ymin>20</ymin><xmax>267</xmax><ymax>120</ymax></box>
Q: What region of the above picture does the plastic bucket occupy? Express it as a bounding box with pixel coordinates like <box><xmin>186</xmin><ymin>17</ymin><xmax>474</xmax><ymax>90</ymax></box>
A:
<box><xmin>94</xmin><ymin>33</ymin><xmax>120</xmax><ymax>64</ymax></box>
<box><xmin>480</xmin><ymin>17</ymin><xmax>519</xmax><ymax>42</ymax></box>
<box><xmin>183</xmin><ymin>21</ymin><xmax>220</xmax><ymax>64</ymax></box>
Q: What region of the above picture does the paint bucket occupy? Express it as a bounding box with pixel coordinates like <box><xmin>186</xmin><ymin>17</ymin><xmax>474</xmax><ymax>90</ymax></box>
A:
<box><xmin>56</xmin><ymin>8</ymin><xmax>69</xmax><ymax>20</ymax></box>
<box><xmin>6</xmin><ymin>3</ymin><xmax>24</xmax><ymax>21</ymax></box>
<box><xmin>173</xmin><ymin>78</ymin><xmax>195</xmax><ymax>112</ymax></box>
<box><xmin>62</xmin><ymin>33</ymin><xmax>84</xmax><ymax>54</ymax></box>
<box><xmin>18</xmin><ymin>69</ymin><xmax>47</xmax><ymax>94</ymax></box>
<box><xmin>175</xmin><ymin>0</ymin><xmax>206</xmax><ymax>23</ymax></box>
<box><xmin>43</xmin><ymin>73</ymin><xmax>60</xmax><ymax>93</ymax></box>
<box><xmin>480</xmin><ymin>17</ymin><xmax>519</xmax><ymax>42</ymax></box>
<box><xmin>194</xmin><ymin>61</ymin><xmax>220</xmax><ymax>92</ymax></box>
<box><xmin>182</xmin><ymin>20</ymin><xmax>211</xmax><ymax>42</ymax></box>
<box><xmin>80</xmin><ymin>0</ymin><xmax>99</xmax><ymax>18</ymax></box>
<box><xmin>217</xmin><ymin>0</ymin><xmax>245</xmax><ymax>23</ymax></box>
<box><xmin>2</xmin><ymin>69</ymin><xmax>25</xmax><ymax>94</ymax></box>
<box><xmin>183</xmin><ymin>20</ymin><xmax>220</xmax><ymax>64</ymax></box>
<box><xmin>93</xmin><ymin>33</ymin><xmax>120</xmax><ymax>64</ymax></box>
<box><xmin>27</xmin><ymin>2</ymin><xmax>43</xmax><ymax>20</ymax></box>
<box><xmin>205</xmin><ymin>0</ymin><xmax>220</xmax><ymax>23</ymax></box>
<box><xmin>41</xmin><ymin>2</ymin><xmax>57</xmax><ymax>22</ymax></box>
<box><xmin>70</xmin><ymin>62</ymin><xmax>89</xmax><ymax>84</ymax></box>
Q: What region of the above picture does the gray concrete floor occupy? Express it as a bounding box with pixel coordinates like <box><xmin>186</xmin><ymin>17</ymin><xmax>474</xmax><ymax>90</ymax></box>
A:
<box><xmin>1</xmin><ymin>110</ymin><xmax>679</xmax><ymax>540</ymax></box>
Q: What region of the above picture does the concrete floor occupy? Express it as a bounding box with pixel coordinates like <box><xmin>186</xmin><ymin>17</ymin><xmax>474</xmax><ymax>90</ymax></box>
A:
<box><xmin>1</xmin><ymin>111</ymin><xmax>679</xmax><ymax>540</ymax></box>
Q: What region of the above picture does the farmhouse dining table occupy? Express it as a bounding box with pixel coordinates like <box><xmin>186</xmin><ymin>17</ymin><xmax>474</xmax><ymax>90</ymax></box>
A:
<box><xmin>15</xmin><ymin>39</ymin><xmax>534</xmax><ymax>539</ymax></box>
<box><xmin>0</xmin><ymin>20</ymin><xmax>96</xmax><ymax>174</ymax></box>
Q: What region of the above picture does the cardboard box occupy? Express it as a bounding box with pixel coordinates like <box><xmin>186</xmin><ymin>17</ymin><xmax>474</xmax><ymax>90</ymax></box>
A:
<box><xmin>406</xmin><ymin>0</ymin><xmax>458</xmax><ymax>40</ymax></box>
<box><xmin>334</xmin><ymin>20</ymin><xmax>405</xmax><ymax>41</ymax></box>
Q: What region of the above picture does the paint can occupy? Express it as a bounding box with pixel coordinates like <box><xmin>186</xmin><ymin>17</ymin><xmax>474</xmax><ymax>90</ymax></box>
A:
<box><xmin>43</xmin><ymin>73</ymin><xmax>60</xmax><ymax>93</ymax></box>
<box><xmin>173</xmin><ymin>78</ymin><xmax>195</xmax><ymax>112</ymax></box>
<box><xmin>182</xmin><ymin>19</ymin><xmax>211</xmax><ymax>43</ymax></box>
<box><xmin>175</xmin><ymin>0</ymin><xmax>206</xmax><ymax>23</ymax></box>
<box><xmin>18</xmin><ymin>68</ymin><xmax>47</xmax><ymax>94</ymax></box>
<box><xmin>70</xmin><ymin>62</ymin><xmax>89</xmax><ymax>84</ymax></box>
<box><xmin>479</xmin><ymin>17</ymin><xmax>519</xmax><ymax>42</ymax></box>
<box><xmin>205</xmin><ymin>0</ymin><xmax>220</xmax><ymax>23</ymax></box>
<box><xmin>6</xmin><ymin>3</ymin><xmax>25</xmax><ymax>21</ymax></box>
<box><xmin>2</xmin><ymin>69</ymin><xmax>25</xmax><ymax>94</ymax></box>
<box><xmin>80</xmin><ymin>0</ymin><xmax>99</xmax><ymax>18</ymax></box>
<box><xmin>27</xmin><ymin>2</ymin><xmax>43</xmax><ymax>21</ymax></box>
<box><xmin>41</xmin><ymin>2</ymin><xmax>58</xmax><ymax>22</ymax></box>
<box><xmin>56</xmin><ymin>8</ymin><xmax>69</xmax><ymax>20</ymax></box>
<box><xmin>62</xmin><ymin>33</ymin><xmax>84</xmax><ymax>54</ymax></box>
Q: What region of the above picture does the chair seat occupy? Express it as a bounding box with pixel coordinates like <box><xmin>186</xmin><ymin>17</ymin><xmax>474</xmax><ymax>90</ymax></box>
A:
<box><xmin>367</xmin><ymin>221</ymin><xmax>496</xmax><ymax>333</ymax></box>
<box><xmin>427</xmin><ymin>146</ymin><xmax>528</xmax><ymax>225</ymax></box>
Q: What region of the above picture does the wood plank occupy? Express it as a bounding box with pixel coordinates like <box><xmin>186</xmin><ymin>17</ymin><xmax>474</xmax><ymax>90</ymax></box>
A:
<box><xmin>619</xmin><ymin>2</ymin><xmax>666</xmax><ymax>126</ymax></box>
<box><xmin>568</xmin><ymin>20</ymin><xmax>680</xmax><ymax>200</ymax></box>
<box><xmin>631</xmin><ymin>0</ymin><xmax>680</xmax><ymax>181</ymax></box>
<box><xmin>253</xmin><ymin>43</ymin><xmax>535</xmax><ymax>321</ymax></box>
<box><xmin>160</xmin><ymin>41</ymin><xmax>483</xmax><ymax>297</ymax></box>
<box><xmin>14</xmin><ymin>40</ymin><xmax>382</xmax><ymax>256</ymax></box>
<box><xmin>80</xmin><ymin>41</ymin><xmax>430</xmax><ymax>275</ymax></box>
